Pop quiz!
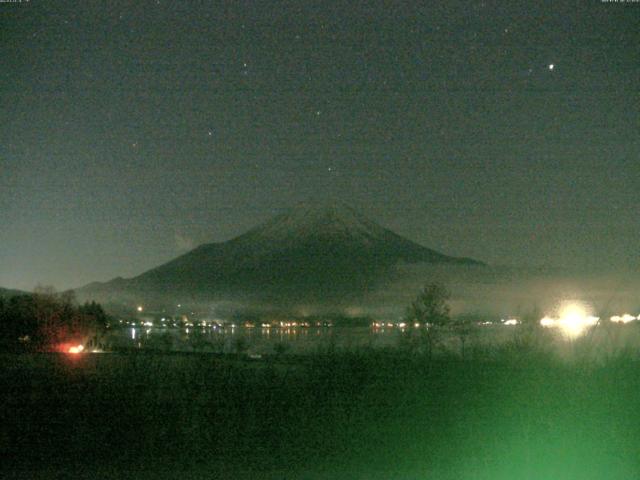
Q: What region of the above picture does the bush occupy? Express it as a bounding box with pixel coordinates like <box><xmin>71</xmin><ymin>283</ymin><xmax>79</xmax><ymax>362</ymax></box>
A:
<box><xmin>0</xmin><ymin>287</ymin><xmax>108</xmax><ymax>352</ymax></box>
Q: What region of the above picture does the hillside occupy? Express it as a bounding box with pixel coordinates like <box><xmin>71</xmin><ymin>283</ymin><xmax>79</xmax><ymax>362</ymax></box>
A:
<box><xmin>79</xmin><ymin>203</ymin><xmax>484</xmax><ymax>304</ymax></box>
<box><xmin>0</xmin><ymin>287</ymin><xmax>28</xmax><ymax>299</ymax></box>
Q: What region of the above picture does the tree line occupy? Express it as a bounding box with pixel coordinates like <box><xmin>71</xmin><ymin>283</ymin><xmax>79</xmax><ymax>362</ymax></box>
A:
<box><xmin>0</xmin><ymin>286</ymin><xmax>108</xmax><ymax>352</ymax></box>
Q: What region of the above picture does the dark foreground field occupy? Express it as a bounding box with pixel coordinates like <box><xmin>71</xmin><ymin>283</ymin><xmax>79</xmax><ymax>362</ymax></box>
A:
<box><xmin>2</xmin><ymin>348</ymin><xmax>640</xmax><ymax>479</ymax></box>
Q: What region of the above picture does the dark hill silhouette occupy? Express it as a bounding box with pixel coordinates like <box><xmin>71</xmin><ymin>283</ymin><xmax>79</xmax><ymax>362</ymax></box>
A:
<box><xmin>0</xmin><ymin>287</ymin><xmax>28</xmax><ymax>298</ymax></box>
<box><xmin>79</xmin><ymin>203</ymin><xmax>484</xmax><ymax>303</ymax></box>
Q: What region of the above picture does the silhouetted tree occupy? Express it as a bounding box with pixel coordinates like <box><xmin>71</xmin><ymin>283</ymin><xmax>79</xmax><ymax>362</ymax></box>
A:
<box><xmin>0</xmin><ymin>287</ymin><xmax>109</xmax><ymax>351</ymax></box>
<box><xmin>405</xmin><ymin>283</ymin><xmax>451</xmax><ymax>358</ymax></box>
<box><xmin>78</xmin><ymin>301</ymin><xmax>108</xmax><ymax>329</ymax></box>
<box><xmin>406</xmin><ymin>283</ymin><xmax>451</xmax><ymax>326</ymax></box>
<box><xmin>0</xmin><ymin>294</ymin><xmax>37</xmax><ymax>350</ymax></box>
<box><xmin>452</xmin><ymin>315</ymin><xmax>476</xmax><ymax>360</ymax></box>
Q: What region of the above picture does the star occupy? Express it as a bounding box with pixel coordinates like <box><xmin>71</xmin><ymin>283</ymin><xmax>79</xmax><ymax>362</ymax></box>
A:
<box><xmin>208</xmin><ymin>131</ymin><xmax>213</xmax><ymax>136</ymax></box>
<box><xmin>548</xmin><ymin>64</ymin><xmax>555</xmax><ymax>70</ymax></box>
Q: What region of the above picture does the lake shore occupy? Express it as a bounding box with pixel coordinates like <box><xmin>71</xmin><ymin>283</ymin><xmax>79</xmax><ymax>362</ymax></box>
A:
<box><xmin>2</xmin><ymin>349</ymin><xmax>640</xmax><ymax>479</ymax></box>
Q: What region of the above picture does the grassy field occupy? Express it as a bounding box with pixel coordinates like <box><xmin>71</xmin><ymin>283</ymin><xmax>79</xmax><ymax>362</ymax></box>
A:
<box><xmin>2</xmin><ymin>345</ymin><xmax>640</xmax><ymax>479</ymax></box>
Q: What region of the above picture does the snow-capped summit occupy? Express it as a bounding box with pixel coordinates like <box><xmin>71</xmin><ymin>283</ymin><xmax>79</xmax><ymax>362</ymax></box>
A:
<box><xmin>235</xmin><ymin>202</ymin><xmax>388</xmax><ymax>246</ymax></box>
<box><xmin>79</xmin><ymin>203</ymin><xmax>484</xmax><ymax>303</ymax></box>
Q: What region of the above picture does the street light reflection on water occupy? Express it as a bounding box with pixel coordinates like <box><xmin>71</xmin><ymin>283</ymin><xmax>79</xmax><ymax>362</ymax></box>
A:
<box><xmin>99</xmin><ymin>300</ymin><xmax>640</xmax><ymax>354</ymax></box>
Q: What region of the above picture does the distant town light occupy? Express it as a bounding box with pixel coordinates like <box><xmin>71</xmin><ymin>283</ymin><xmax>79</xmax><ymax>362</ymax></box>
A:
<box><xmin>137</xmin><ymin>306</ymin><xmax>143</xmax><ymax>312</ymax></box>
<box><xmin>540</xmin><ymin>301</ymin><xmax>599</xmax><ymax>338</ymax></box>
<box><xmin>610</xmin><ymin>314</ymin><xmax>637</xmax><ymax>324</ymax></box>
<box><xmin>540</xmin><ymin>317</ymin><xmax>555</xmax><ymax>327</ymax></box>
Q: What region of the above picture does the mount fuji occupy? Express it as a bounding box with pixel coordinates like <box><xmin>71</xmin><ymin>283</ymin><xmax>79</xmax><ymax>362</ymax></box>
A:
<box><xmin>79</xmin><ymin>203</ymin><xmax>484</xmax><ymax>304</ymax></box>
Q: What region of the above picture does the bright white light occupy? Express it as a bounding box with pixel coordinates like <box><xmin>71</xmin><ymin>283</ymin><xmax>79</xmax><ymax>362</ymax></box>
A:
<box><xmin>137</xmin><ymin>306</ymin><xmax>143</xmax><ymax>312</ymax></box>
<box><xmin>540</xmin><ymin>316</ymin><xmax>556</xmax><ymax>327</ymax></box>
<box><xmin>541</xmin><ymin>302</ymin><xmax>598</xmax><ymax>338</ymax></box>
<box><xmin>560</xmin><ymin>303</ymin><xmax>598</xmax><ymax>338</ymax></box>
<box><xmin>610</xmin><ymin>314</ymin><xmax>637</xmax><ymax>324</ymax></box>
<box><xmin>548</xmin><ymin>64</ymin><xmax>554</xmax><ymax>70</ymax></box>
<box><xmin>68</xmin><ymin>345</ymin><xmax>84</xmax><ymax>354</ymax></box>
<box><xmin>502</xmin><ymin>319</ymin><xmax>519</xmax><ymax>326</ymax></box>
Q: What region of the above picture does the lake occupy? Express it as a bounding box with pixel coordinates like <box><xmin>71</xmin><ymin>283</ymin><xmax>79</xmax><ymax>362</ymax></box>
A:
<box><xmin>101</xmin><ymin>322</ymin><xmax>559</xmax><ymax>356</ymax></box>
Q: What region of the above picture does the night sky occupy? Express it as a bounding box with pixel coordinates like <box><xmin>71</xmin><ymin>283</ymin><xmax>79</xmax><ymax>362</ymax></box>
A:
<box><xmin>1</xmin><ymin>0</ymin><xmax>638</xmax><ymax>291</ymax></box>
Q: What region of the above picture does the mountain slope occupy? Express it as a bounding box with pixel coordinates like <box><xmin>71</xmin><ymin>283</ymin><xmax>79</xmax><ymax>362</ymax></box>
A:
<box><xmin>79</xmin><ymin>203</ymin><xmax>484</xmax><ymax>303</ymax></box>
<box><xmin>0</xmin><ymin>287</ymin><xmax>29</xmax><ymax>298</ymax></box>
